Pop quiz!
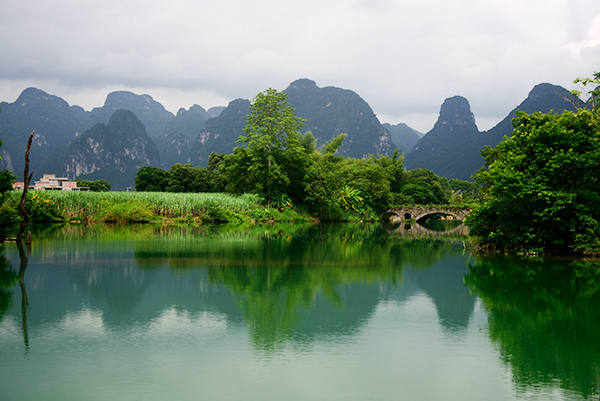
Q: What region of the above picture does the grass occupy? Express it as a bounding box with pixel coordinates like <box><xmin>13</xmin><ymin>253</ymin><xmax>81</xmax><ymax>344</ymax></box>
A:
<box><xmin>8</xmin><ymin>191</ymin><xmax>313</xmax><ymax>223</ymax></box>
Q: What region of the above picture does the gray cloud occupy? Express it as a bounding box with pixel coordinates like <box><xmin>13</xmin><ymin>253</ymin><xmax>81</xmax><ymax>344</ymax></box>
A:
<box><xmin>1</xmin><ymin>0</ymin><xmax>599</xmax><ymax>132</ymax></box>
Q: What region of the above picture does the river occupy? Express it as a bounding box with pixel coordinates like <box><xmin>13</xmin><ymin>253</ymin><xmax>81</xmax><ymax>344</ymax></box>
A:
<box><xmin>0</xmin><ymin>222</ymin><xmax>598</xmax><ymax>400</ymax></box>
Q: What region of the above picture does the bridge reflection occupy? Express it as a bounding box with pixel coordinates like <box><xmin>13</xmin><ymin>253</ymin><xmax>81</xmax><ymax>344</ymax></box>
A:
<box><xmin>383</xmin><ymin>221</ymin><xmax>469</xmax><ymax>237</ymax></box>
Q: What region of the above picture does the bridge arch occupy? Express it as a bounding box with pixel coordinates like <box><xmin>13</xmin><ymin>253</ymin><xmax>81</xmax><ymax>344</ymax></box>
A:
<box><xmin>382</xmin><ymin>206</ymin><xmax>471</xmax><ymax>222</ymax></box>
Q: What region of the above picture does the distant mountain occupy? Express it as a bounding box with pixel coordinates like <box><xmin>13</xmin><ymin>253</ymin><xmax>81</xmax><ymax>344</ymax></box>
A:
<box><xmin>155</xmin><ymin>132</ymin><xmax>192</xmax><ymax>169</ymax></box>
<box><xmin>62</xmin><ymin>109</ymin><xmax>160</xmax><ymax>190</ymax></box>
<box><xmin>0</xmin><ymin>82</ymin><xmax>584</xmax><ymax>185</ymax></box>
<box><xmin>481</xmin><ymin>83</ymin><xmax>579</xmax><ymax>147</ymax></box>
<box><xmin>190</xmin><ymin>99</ymin><xmax>251</xmax><ymax>165</ymax></box>
<box><xmin>404</xmin><ymin>96</ymin><xmax>482</xmax><ymax>180</ymax></box>
<box><xmin>190</xmin><ymin>79</ymin><xmax>395</xmax><ymax>165</ymax></box>
<box><xmin>157</xmin><ymin>105</ymin><xmax>211</xmax><ymax>168</ymax></box>
<box><xmin>160</xmin><ymin>104</ymin><xmax>210</xmax><ymax>140</ymax></box>
<box><xmin>284</xmin><ymin>79</ymin><xmax>394</xmax><ymax>157</ymax></box>
<box><xmin>0</xmin><ymin>88</ymin><xmax>88</xmax><ymax>177</ymax></box>
<box><xmin>207</xmin><ymin>106</ymin><xmax>225</xmax><ymax>118</ymax></box>
<box><xmin>88</xmin><ymin>91</ymin><xmax>175</xmax><ymax>139</ymax></box>
<box><xmin>404</xmin><ymin>84</ymin><xmax>580</xmax><ymax>180</ymax></box>
<box><xmin>382</xmin><ymin>123</ymin><xmax>422</xmax><ymax>154</ymax></box>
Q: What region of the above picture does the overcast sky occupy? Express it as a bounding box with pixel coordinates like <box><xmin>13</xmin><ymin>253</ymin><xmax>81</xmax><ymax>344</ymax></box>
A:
<box><xmin>1</xmin><ymin>0</ymin><xmax>599</xmax><ymax>132</ymax></box>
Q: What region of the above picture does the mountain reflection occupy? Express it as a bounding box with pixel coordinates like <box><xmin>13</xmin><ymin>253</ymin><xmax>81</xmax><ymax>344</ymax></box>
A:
<box><xmin>132</xmin><ymin>223</ymin><xmax>472</xmax><ymax>350</ymax></box>
<box><xmin>465</xmin><ymin>257</ymin><xmax>600</xmax><ymax>398</ymax></box>
<box><xmin>1</xmin><ymin>223</ymin><xmax>474</xmax><ymax>353</ymax></box>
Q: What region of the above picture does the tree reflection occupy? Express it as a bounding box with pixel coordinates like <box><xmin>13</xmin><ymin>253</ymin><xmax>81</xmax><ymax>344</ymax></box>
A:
<box><xmin>16</xmin><ymin>241</ymin><xmax>30</xmax><ymax>351</ymax></box>
<box><xmin>465</xmin><ymin>257</ymin><xmax>600</xmax><ymax>398</ymax></box>
<box><xmin>135</xmin><ymin>223</ymin><xmax>466</xmax><ymax>352</ymax></box>
<box><xmin>0</xmin><ymin>247</ymin><xmax>18</xmax><ymax>325</ymax></box>
<box><xmin>0</xmin><ymin>242</ymin><xmax>29</xmax><ymax>352</ymax></box>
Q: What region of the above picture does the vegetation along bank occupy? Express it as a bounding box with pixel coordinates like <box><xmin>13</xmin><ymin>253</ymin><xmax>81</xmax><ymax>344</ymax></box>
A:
<box><xmin>2</xmin><ymin>72</ymin><xmax>599</xmax><ymax>257</ymax></box>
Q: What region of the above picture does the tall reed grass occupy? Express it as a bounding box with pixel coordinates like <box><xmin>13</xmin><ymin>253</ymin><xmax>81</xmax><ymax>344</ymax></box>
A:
<box><xmin>36</xmin><ymin>191</ymin><xmax>263</xmax><ymax>222</ymax></box>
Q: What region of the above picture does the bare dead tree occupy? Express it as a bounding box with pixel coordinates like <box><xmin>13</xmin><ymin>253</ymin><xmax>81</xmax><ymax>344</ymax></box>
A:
<box><xmin>16</xmin><ymin>131</ymin><xmax>34</xmax><ymax>243</ymax></box>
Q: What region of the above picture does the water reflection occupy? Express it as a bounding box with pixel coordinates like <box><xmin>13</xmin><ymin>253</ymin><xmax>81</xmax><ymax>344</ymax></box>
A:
<box><xmin>132</xmin><ymin>223</ymin><xmax>470</xmax><ymax>352</ymax></box>
<box><xmin>1</xmin><ymin>223</ymin><xmax>599</xmax><ymax>400</ymax></box>
<box><xmin>465</xmin><ymin>257</ymin><xmax>600</xmax><ymax>398</ymax></box>
<box><xmin>0</xmin><ymin>246</ymin><xmax>18</xmax><ymax>324</ymax></box>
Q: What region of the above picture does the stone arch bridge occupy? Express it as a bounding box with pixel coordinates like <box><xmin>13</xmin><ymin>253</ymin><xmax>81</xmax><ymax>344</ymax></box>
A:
<box><xmin>382</xmin><ymin>206</ymin><xmax>471</xmax><ymax>222</ymax></box>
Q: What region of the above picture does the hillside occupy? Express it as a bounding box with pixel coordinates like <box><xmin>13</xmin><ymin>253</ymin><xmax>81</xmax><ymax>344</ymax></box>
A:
<box><xmin>87</xmin><ymin>91</ymin><xmax>175</xmax><ymax>139</ymax></box>
<box><xmin>62</xmin><ymin>109</ymin><xmax>161</xmax><ymax>190</ymax></box>
<box><xmin>190</xmin><ymin>99</ymin><xmax>251</xmax><ymax>166</ymax></box>
<box><xmin>190</xmin><ymin>79</ymin><xmax>395</xmax><ymax>165</ymax></box>
<box><xmin>283</xmin><ymin>79</ymin><xmax>394</xmax><ymax>157</ymax></box>
<box><xmin>0</xmin><ymin>88</ymin><xmax>89</xmax><ymax>177</ymax></box>
<box><xmin>382</xmin><ymin>123</ymin><xmax>422</xmax><ymax>154</ymax></box>
<box><xmin>404</xmin><ymin>84</ymin><xmax>580</xmax><ymax>180</ymax></box>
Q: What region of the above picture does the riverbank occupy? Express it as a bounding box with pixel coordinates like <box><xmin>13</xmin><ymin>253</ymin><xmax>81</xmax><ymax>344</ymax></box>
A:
<box><xmin>4</xmin><ymin>190</ymin><xmax>319</xmax><ymax>224</ymax></box>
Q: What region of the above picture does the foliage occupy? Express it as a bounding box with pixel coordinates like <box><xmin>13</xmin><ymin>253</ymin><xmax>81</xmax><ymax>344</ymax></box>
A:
<box><xmin>0</xmin><ymin>169</ymin><xmax>16</xmax><ymax>195</ymax></box>
<box><xmin>0</xmin><ymin>135</ymin><xmax>18</xmax><ymax>232</ymax></box>
<box><xmin>17</xmin><ymin>190</ymin><xmax>269</xmax><ymax>223</ymax></box>
<box><xmin>75</xmin><ymin>179</ymin><xmax>111</xmax><ymax>192</ymax></box>
<box><xmin>303</xmin><ymin>142</ymin><xmax>391</xmax><ymax>220</ymax></box>
<box><xmin>404</xmin><ymin>168</ymin><xmax>448</xmax><ymax>204</ymax></box>
<box><xmin>448</xmin><ymin>178</ymin><xmax>480</xmax><ymax>204</ymax></box>
<box><xmin>97</xmin><ymin>198</ymin><xmax>155</xmax><ymax>223</ymax></box>
<box><xmin>222</xmin><ymin>89</ymin><xmax>313</xmax><ymax>205</ymax></box>
<box><xmin>467</xmin><ymin>101</ymin><xmax>600</xmax><ymax>254</ymax></box>
<box><xmin>135</xmin><ymin>166</ymin><xmax>169</xmax><ymax>192</ymax></box>
<box><xmin>0</xmin><ymin>198</ymin><xmax>20</xmax><ymax>228</ymax></box>
<box><xmin>134</xmin><ymin>162</ymin><xmax>225</xmax><ymax>194</ymax></box>
<box><xmin>570</xmin><ymin>71</ymin><xmax>600</xmax><ymax>110</ymax></box>
<box><xmin>26</xmin><ymin>193</ymin><xmax>65</xmax><ymax>222</ymax></box>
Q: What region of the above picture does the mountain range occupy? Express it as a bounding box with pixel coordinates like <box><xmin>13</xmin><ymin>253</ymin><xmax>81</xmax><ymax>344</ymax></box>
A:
<box><xmin>404</xmin><ymin>83</ymin><xmax>580</xmax><ymax>180</ymax></box>
<box><xmin>0</xmin><ymin>79</ymin><xmax>583</xmax><ymax>189</ymax></box>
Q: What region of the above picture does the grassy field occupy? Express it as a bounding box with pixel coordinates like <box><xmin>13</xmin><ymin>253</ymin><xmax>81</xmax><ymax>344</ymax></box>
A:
<box><xmin>8</xmin><ymin>191</ymin><xmax>312</xmax><ymax>223</ymax></box>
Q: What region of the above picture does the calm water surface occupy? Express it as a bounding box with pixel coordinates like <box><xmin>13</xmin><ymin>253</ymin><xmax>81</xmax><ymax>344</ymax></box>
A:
<box><xmin>0</xmin><ymin>222</ymin><xmax>599</xmax><ymax>401</ymax></box>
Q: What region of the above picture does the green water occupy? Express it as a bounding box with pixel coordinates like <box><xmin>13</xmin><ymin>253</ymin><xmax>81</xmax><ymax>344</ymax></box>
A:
<box><xmin>0</xmin><ymin>223</ymin><xmax>599</xmax><ymax>400</ymax></box>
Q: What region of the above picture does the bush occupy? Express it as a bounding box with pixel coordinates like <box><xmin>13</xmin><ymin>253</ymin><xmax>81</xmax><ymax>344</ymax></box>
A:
<box><xmin>26</xmin><ymin>193</ymin><xmax>65</xmax><ymax>222</ymax></box>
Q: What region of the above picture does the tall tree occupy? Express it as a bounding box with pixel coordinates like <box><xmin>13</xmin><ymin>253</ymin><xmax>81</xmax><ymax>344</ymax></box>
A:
<box><xmin>223</xmin><ymin>88</ymin><xmax>312</xmax><ymax>204</ymax></box>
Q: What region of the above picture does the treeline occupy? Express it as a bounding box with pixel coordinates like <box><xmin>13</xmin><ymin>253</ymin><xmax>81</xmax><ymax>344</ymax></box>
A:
<box><xmin>135</xmin><ymin>89</ymin><xmax>478</xmax><ymax>221</ymax></box>
<box><xmin>466</xmin><ymin>72</ymin><xmax>600</xmax><ymax>255</ymax></box>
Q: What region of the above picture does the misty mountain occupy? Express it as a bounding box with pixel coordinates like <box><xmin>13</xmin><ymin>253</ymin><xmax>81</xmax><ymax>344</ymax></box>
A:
<box><xmin>191</xmin><ymin>79</ymin><xmax>395</xmax><ymax>165</ymax></box>
<box><xmin>207</xmin><ymin>106</ymin><xmax>226</xmax><ymax>118</ymax></box>
<box><xmin>156</xmin><ymin>104</ymin><xmax>211</xmax><ymax>167</ymax></box>
<box><xmin>404</xmin><ymin>83</ymin><xmax>580</xmax><ymax>180</ymax></box>
<box><xmin>284</xmin><ymin>79</ymin><xmax>394</xmax><ymax>157</ymax></box>
<box><xmin>404</xmin><ymin>96</ymin><xmax>482</xmax><ymax>180</ymax></box>
<box><xmin>0</xmin><ymin>81</ymin><xmax>585</xmax><ymax>188</ymax></box>
<box><xmin>87</xmin><ymin>91</ymin><xmax>176</xmax><ymax>139</ymax></box>
<box><xmin>0</xmin><ymin>87</ymin><xmax>89</xmax><ymax>178</ymax></box>
<box><xmin>382</xmin><ymin>123</ymin><xmax>422</xmax><ymax>154</ymax></box>
<box><xmin>190</xmin><ymin>98</ymin><xmax>251</xmax><ymax>165</ymax></box>
<box><xmin>62</xmin><ymin>109</ymin><xmax>161</xmax><ymax>190</ymax></box>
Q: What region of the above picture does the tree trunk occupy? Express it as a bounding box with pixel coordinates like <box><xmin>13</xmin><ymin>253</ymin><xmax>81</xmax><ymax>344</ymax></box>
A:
<box><xmin>16</xmin><ymin>131</ymin><xmax>34</xmax><ymax>243</ymax></box>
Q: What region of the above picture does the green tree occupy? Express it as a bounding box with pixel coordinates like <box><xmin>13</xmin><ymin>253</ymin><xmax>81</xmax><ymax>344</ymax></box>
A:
<box><xmin>401</xmin><ymin>168</ymin><xmax>448</xmax><ymax>204</ymax></box>
<box><xmin>0</xmin><ymin>124</ymin><xmax>19</xmax><ymax>230</ymax></box>
<box><xmin>75</xmin><ymin>179</ymin><xmax>111</xmax><ymax>192</ymax></box>
<box><xmin>223</xmin><ymin>88</ymin><xmax>311</xmax><ymax>205</ymax></box>
<box><xmin>0</xmin><ymin>169</ymin><xmax>16</xmax><ymax>196</ymax></box>
<box><xmin>466</xmin><ymin>103</ymin><xmax>600</xmax><ymax>254</ymax></box>
<box><xmin>135</xmin><ymin>166</ymin><xmax>170</xmax><ymax>192</ymax></box>
<box><xmin>303</xmin><ymin>135</ymin><xmax>393</xmax><ymax>220</ymax></box>
<box><xmin>166</xmin><ymin>163</ymin><xmax>199</xmax><ymax>193</ymax></box>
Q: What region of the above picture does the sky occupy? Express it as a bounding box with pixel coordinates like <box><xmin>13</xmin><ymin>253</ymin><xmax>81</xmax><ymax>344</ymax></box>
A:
<box><xmin>1</xmin><ymin>0</ymin><xmax>599</xmax><ymax>133</ymax></box>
